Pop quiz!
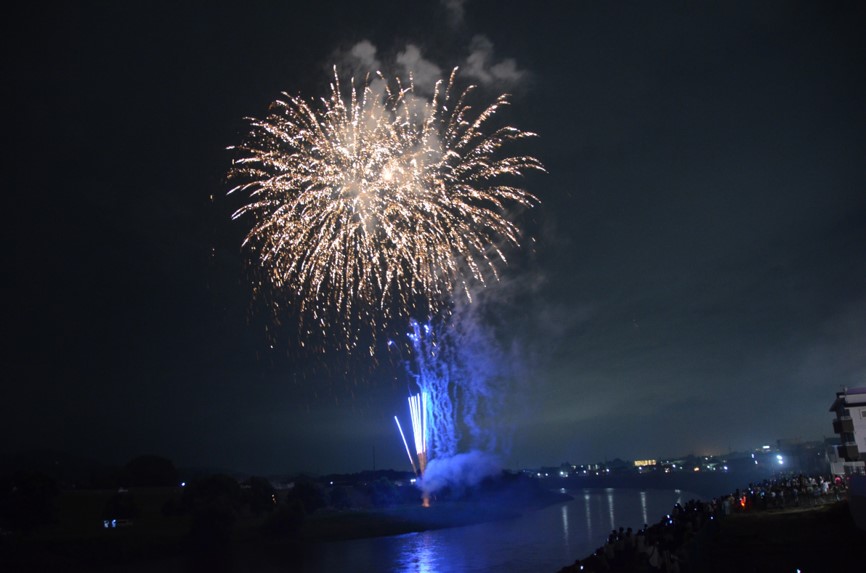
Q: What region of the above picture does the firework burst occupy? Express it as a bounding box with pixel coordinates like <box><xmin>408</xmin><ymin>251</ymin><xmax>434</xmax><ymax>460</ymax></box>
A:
<box><xmin>229</xmin><ymin>68</ymin><xmax>543</xmax><ymax>349</ymax></box>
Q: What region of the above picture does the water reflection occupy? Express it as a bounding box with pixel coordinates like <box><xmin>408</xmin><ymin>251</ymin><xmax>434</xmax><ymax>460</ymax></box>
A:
<box><xmin>396</xmin><ymin>532</ymin><xmax>439</xmax><ymax>573</ymax></box>
<box><xmin>584</xmin><ymin>492</ymin><xmax>592</xmax><ymax>539</ymax></box>
<box><xmin>561</xmin><ymin>504</ymin><xmax>570</xmax><ymax>552</ymax></box>
<box><xmin>130</xmin><ymin>488</ymin><xmax>705</xmax><ymax>573</ymax></box>
<box><xmin>605</xmin><ymin>488</ymin><xmax>616</xmax><ymax>531</ymax></box>
<box><xmin>640</xmin><ymin>491</ymin><xmax>648</xmax><ymax>526</ymax></box>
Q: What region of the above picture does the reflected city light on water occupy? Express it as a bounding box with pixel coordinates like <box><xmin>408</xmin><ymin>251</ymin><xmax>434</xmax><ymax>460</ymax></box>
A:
<box><xmin>584</xmin><ymin>492</ymin><xmax>593</xmax><ymax>539</ymax></box>
<box><xmin>640</xmin><ymin>491</ymin><xmax>648</xmax><ymax>526</ymax></box>
<box><xmin>561</xmin><ymin>504</ymin><xmax>570</xmax><ymax>548</ymax></box>
<box><xmin>606</xmin><ymin>488</ymin><xmax>616</xmax><ymax>531</ymax></box>
<box><xmin>343</xmin><ymin>489</ymin><xmax>705</xmax><ymax>573</ymax></box>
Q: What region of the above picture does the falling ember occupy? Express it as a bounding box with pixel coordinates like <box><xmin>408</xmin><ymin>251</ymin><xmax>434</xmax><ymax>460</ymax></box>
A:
<box><xmin>228</xmin><ymin>69</ymin><xmax>544</xmax><ymax>349</ymax></box>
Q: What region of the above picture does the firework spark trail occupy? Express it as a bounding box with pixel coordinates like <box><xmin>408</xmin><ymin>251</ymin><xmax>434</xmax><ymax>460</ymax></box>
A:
<box><xmin>395</xmin><ymin>317</ymin><xmax>512</xmax><ymax>496</ymax></box>
<box><xmin>407</xmin><ymin>319</ymin><xmax>459</xmax><ymax>460</ymax></box>
<box><xmin>408</xmin><ymin>392</ymin><xmax>429</xmax><ymax>474</ymax></box>
<box><xmin>229</xmin><ymin>69</ymin><xmax>544</xmax><ymax>349</ymax></box>
<box><xmin>394</xmin><ymin>415</ymin><xmax>418</xmax><ymax>475</ymax></box>
<box><xmin>401</xmin><ymin>307</ymin><xmax>522</xmax><ymax>462</ymax></box>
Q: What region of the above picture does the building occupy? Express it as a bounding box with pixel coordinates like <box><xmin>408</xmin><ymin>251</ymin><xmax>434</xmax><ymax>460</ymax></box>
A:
<box><xmin>828</xmin><ymin>387</ymin><xmax>866</xmax><ymax>476</ymax></box>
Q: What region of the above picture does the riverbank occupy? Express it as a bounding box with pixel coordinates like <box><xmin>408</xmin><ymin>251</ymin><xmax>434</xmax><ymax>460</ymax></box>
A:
<box><xmin>296</xmin><ymin>500</ymin><xmax>522</xmax><ymax>542</ymax></box>
<box><xmin>688</xmin><ymin>501</ymin><xmax>864</xmax><ymax>572</ymax></box>
<box><xmin>293</xmin><ymin>477</ymin><xmax>572</xmax><ymax>542</ymax></box>
<box><xmin>0</xmin><ymin>481</ymin><xmax>571</xmax><ymax>570</ymax></box>
<box><xmin>558</xmin><ymin>498</ymin><xmax>865</xmax><ymax>572</ymax></box>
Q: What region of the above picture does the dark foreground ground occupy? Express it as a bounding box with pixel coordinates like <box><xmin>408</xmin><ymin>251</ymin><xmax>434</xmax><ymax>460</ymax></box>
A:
<box><xmin>689</xmin><ymin>501</ymin><xmax>864</xmax><ymax>573</ymax></box>
<box><xmin>559</xmin><ymin>501</ymin><xmax>865</xmax><ymax>573</ymax></box>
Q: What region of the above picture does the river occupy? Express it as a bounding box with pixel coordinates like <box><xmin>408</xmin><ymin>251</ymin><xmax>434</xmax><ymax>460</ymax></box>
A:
<box><xmin>160</xmin><ymin>487</ymin><xmax>702</xmax><ymax>573</ymax></box>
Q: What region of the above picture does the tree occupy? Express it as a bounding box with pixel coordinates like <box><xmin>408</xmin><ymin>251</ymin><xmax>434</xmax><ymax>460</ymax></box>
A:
<box><xmin>285</xmin><ymin>479</ymin><xmax>325</xmax><ymax>514</ymax></box>
<box><xmin>366</xmin><ymin>478</ymin><xmax>398</xmax><ymax>508</ymax></box>
<box><xmin>328</xmin><ymin>485</ymin><xmax>352</xmax><ymax>510</ymax></box>
<box><xmin>241</xmin><ymin>476</ymin><xmax>276</xmax><ymax>515</ymax></box>
<box><xmin>182</xmin><ymin>474</ymin><xmax>242</xmax><ymax>547</ymax></box>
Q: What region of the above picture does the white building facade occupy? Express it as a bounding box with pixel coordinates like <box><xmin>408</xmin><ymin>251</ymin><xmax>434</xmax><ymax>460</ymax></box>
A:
<box><xmin>829</xmin><ymin>386</ymin><xmax>866</xmax><ymax>476</ymax></box>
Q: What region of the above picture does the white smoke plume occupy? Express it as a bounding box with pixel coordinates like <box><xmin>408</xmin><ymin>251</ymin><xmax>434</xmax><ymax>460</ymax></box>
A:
<box><xmin>441</xmin><ymin>0</ymin><xmax>468</xmax><ymax>27</ymax></box>
<box><xmin>462</xmin><ymin>35</ymin><xmax>528</xmax><ymax>89</ymax></box>
<box><xmin>332</xmin><ymin>37</ymin><xmax>528</xmax><ymax>97</ymax></box>
<box><xmin>419</xmin><ymin>450</ymin><xmax>501</xmax><ymax>495</ymax></box>
<box><xmin>332</xmin><ymin>39</ymin><xmax>381</xmax><ymax>80</ymax></box>
<box><xmin>396</xmin><ymin>44</ymin><xmax>443</xmax><ymax>94</ymax></box>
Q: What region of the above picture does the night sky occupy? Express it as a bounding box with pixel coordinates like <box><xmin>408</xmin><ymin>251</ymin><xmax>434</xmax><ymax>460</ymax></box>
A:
<box><xmin>8</xmin><ymin>1</ymin><xmax>866</xmax><ymax>476</ymax></box>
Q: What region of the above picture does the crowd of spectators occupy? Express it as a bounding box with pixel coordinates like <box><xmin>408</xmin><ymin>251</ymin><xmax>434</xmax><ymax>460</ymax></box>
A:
<box><xmin>557</xmin><ymin>473</ymin><xmax>850</xmax><ymax>573</ymax></box>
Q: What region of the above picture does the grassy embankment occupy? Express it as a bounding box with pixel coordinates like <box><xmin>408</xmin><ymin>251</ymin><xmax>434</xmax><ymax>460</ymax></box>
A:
<box><xmin>689</xmin><ymin>501</ymin><xmax>865</xmax><ymax>572</ymax></box>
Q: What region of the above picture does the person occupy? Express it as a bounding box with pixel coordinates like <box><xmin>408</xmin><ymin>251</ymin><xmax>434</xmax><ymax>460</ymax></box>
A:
<box><xmin>625</xmin><ymin>526</ymin><xmax>635</xmax><ymax>556</ymax></box>
<box><xmin>647</xmin><ymin>541</ymin><xmax>661</xmax><ymax>570</ymax></box>
<box><xmin>603</xmin><ymin>533</ymin><xmax>616</xmax><ymax>563</ymax></box>
<box><xmin>635</xmin><ymin>528</ymin><xmax>646</xmax><ymax>555</ymax></box>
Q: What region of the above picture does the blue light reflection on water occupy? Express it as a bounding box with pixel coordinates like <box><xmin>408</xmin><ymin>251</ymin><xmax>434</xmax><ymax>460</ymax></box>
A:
<box><xmin>381</xmin><ymin>488</ymin><xmax>701</xmax><ymax>573</ymax></box>
<box><xmin>396</xmin><ymin>531</ymin><xmax>440</xmax><ymax>573</ymax></box>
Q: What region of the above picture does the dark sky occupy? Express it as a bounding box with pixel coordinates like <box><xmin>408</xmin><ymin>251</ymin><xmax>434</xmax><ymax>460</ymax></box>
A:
<box><xmin>7</xmin><ymin>1</ymin><xmax>866</xmax><ymax>475</ymax></box>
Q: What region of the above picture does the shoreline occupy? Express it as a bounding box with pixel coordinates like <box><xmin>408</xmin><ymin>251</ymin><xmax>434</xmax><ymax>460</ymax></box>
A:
<box><xmin>557</xmin><ymin>475</ymin><xmax>865</xmax><ymax>572</ymax></box>
<box><xmin>0</xmin><ymin>487</ymin><xmax>572</xmax><ymax>569</ymax></box>
<box><xmin>266</xmin><ymin>485</ymin><xmax>573</xmax><ymax>544</ymax></box>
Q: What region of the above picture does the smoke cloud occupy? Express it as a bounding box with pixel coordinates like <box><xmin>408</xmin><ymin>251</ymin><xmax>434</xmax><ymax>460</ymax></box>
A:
<box><xmin>419</xmin><ymin>450</ymin><xmax>501</xmax><ymax>495</ymax></box>
<box><xmin>441</xmin><ymin>0</ymin><xmax>468</xmax><ymax>27</ymax></box>
<box><xmin>332</xmin><ymin>40</ymin><xmax>381</xmax><ymax>80</ymax></box>
<box><xmin>332</xmin><ymin>36</ymin><xmax>528</xmax><ymax>95</ymax></box>
<box><xmin>396</xmin><ymin>44</ymin><xmax>443</xmax><ymax>94</ymax></box>
<box><xmin>462</xmin><ymin>35</ymin><xmax>528</xmax><ymax>89</ymax></box>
